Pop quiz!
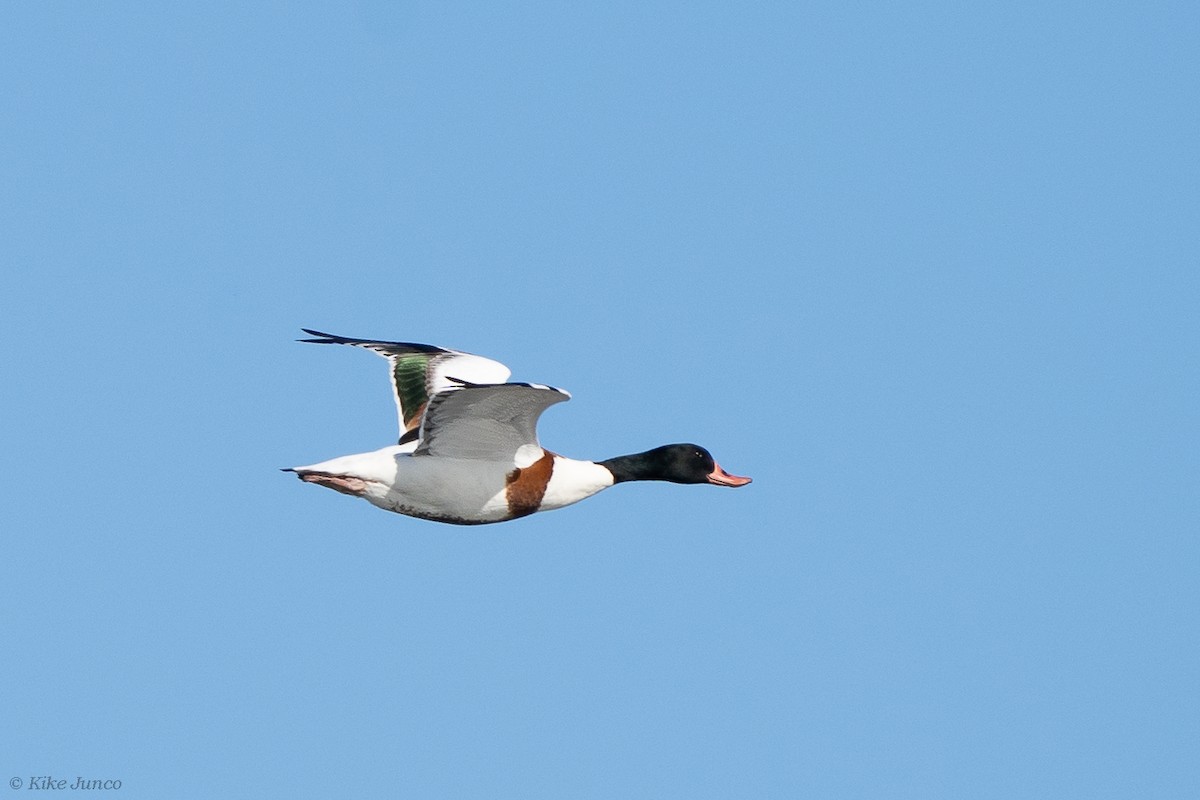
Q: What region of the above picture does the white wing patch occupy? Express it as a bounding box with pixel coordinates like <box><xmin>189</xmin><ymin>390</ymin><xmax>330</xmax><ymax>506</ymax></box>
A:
<box><xmin>428</xmin><ymin>354</ymin><xmax>511</xmax><ymax>394</ymax></box>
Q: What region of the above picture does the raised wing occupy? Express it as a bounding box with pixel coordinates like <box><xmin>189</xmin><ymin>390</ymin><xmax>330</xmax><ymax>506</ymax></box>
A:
<box><xmin>299</xmin><ymin>329</ymin><xmax>511</xmax><ymax>443</ymax></box>
<box><xmin>414</xmin><ymin>382</ymin><xmax>570</xmax><ymax>462</ymax></box>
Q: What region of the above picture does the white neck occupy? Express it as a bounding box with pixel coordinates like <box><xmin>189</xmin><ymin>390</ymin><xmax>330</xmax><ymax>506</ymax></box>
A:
<box><xmin>539</xmin><ymin>456</ymin><xmax>616</xmax><ymax>512</ymax></box>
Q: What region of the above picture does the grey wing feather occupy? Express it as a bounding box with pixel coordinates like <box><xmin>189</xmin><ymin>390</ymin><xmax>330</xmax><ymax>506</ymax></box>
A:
<box><xmin>413</xmin><ymin>383</ymin><xmax>570</xmax><ymax>461</ymax></box>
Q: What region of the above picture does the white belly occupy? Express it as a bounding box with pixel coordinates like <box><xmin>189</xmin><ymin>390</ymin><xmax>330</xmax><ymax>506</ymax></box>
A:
<box><xmin>296</xmin><ymin>448</ymin><xmax>615</xmax><ymax>525</ymax></box>
<box><xmin>370</xmin><ymin>457</ymin><xmax>515</xmax><ymax>524</ymax></box>
<box><xmin>374</xmin><ymin>454</ymin><xmax>613</xmax><ymax>524</ymax></box>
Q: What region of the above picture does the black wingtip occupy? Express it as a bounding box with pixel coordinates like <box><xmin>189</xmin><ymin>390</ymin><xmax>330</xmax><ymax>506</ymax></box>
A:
<box><xmin>297</xmin><ymin>327</ymin><xmax>344</xmax><ymax>344</ymax></box>
<box><xmin>294</xmin><ymin>329</ymin><xmax>449</xmax><ymax>354</ymax></box>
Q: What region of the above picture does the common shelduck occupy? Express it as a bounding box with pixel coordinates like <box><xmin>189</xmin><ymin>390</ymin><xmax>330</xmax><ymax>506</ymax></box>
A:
<box><xmin>285</xmin><ymin>330</ymin><xmax>751</xmax><ymax>525</ymax></box>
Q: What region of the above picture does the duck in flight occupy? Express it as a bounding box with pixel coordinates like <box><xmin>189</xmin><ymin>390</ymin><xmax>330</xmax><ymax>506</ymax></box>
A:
<box><xmin>285</xmin><ymin>329</ymin><xmax>751</xmax><ymax>525</ymax></box>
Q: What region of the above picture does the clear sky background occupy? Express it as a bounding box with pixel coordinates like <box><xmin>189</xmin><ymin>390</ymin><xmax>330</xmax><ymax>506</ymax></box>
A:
<box><xmin>2</xmin><ymin>2</ymin><xmax>1197</xmax><ymax>798</ymax></box>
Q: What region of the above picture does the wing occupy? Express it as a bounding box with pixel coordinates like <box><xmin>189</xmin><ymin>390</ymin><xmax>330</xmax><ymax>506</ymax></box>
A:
<box><xmin>413</xmin><ymin>382</ymin><xmax>570</xmax><ymax>462</ymax></box>
<box><xmin>299</xmin><ymin>329</ymin><xmax>511</xmax><ymax>443</ymax></box>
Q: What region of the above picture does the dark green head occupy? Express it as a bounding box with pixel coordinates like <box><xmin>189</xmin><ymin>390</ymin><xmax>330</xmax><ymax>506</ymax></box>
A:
<box><xmin>599</xmin><ymin>444</ymin><xmax>751</xmax><ymax>486</ymax></box>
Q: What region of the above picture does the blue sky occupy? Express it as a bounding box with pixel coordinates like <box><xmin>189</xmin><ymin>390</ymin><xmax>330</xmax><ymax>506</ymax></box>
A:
<box><xmin>2</xmin><ymin>2</ymin><xmax>1197</xmax><ymax>798</ymax></box>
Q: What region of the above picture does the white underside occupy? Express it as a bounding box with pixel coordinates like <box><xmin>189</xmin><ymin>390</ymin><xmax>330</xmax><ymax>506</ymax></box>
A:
<box><xmin>293</xmin><ymin>446</ymin><xmax>614</xmax><ymax>524</ymax></box>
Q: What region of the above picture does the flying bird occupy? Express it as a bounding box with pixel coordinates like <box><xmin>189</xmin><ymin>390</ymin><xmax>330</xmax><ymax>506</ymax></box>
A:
<box><xmin>285</xmin><ymin>329</ymin><xmax>751</xmax><ymax>525</ymax></box>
